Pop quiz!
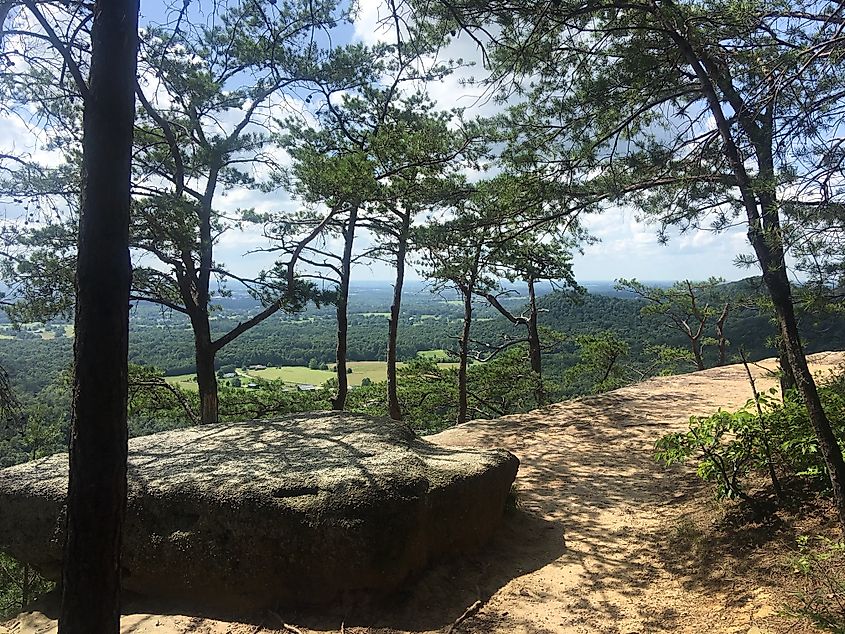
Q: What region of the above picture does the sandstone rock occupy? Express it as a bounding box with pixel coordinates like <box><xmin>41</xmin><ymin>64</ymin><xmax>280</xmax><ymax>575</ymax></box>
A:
<box><xmin>0</xmin><ymin>413</ymin><xmax>518</xmax><ymax>609</ymax></box>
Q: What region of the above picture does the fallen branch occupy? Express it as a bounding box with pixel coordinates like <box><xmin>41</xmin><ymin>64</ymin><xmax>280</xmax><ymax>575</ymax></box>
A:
<box><xmin>446</xmin><ymin>599</ymin><xmax>484</xmax><ymax>633</ymax></box>
<box><xmin>268</xmin><ymin>610</ymin><xmax>304</xmax><ymax>634</ymax></box>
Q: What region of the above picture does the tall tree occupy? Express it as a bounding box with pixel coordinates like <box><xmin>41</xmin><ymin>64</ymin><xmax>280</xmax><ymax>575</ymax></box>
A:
<box><xmin>1</xmin><ymin>0</ymin><xmax>136</xmax><ymax>625</ymax></box>
<box><xmin>280</xmin><ymin>24</ymin><xmax>480</xmax><ymax>418</ymax></box>
<box><xmin>483</xmin><ymin>247</ymin><xmax>577</xmax><ymax>406</ymax></box>
<box><xmin>0</xmin><ymin>0</ymin><xmax>143</xmax><ymax>628</ymax></box>
<box><xmin>480</xmin><ymin>176</ymin><xmax>582</xmax><ymax>404</ymax></box>
<box><xmin>271</xmin><ymin>42</ymin><xmax>404</xmax><ymax>411</ymax></box>
<box><xmin>616</xmin><ymin>278</ymin><xmax>729</xmax><ymax>371</ymax></box>
<box><xmin>263</xmin><ymin>199</ymin><xmax>366</xmax><ymax>410</ymax></box>
<box><xmin>426</xmin><ymin>0</ymin><xmax>845</xmax><ymax>532</ymax></box>
<box><xmin>0</xmin><ymin>0</ymin><xmax>346</xmax><ymax>424</ymax></box>
<box><xmin>281</xmin><ymin>92</ymin><xmax>477</xmax><ymax>421</ymax></box>
<box><xmin>417</xmin><ymin>207</ymin><xmax>496</xmax><ymax>425</ymax></box>
<box><xmin>418</xmin><ymin>172</ymin><xmax>582</xmax><ymax>418</ymax></box>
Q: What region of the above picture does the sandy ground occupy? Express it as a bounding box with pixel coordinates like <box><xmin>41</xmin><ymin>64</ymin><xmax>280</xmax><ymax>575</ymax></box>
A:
<box><xmin>4</xmin><ymin>351</ymin><xmax>844</xmax><ymax>634</ymax></box>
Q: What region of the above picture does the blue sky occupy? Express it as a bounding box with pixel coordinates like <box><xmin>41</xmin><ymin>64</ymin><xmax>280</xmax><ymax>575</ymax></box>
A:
<box><xmin>208</xmin><ymin>0</ymin><xmax>761</xmax><ymax>284</ymax></box>
<box><xmin>207</xmin><ymin>0</ymin><xmax>761</xmax><ymax>284</ymax></box>
<box><xmin>0</xmin><ymin>0</ymin><xmax>764</xmax><ymax>286</ymax></box>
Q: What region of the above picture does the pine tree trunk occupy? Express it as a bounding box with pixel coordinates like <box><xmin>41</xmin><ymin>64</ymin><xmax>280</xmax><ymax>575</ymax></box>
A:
<box><xmin>332</xmin><ymin>297</ymin><xmax>350</xmax><ymax>411</ymax></box>
<box><xmin>58</xmin><ymin>0</ymin><xmax>138</xmax><ymax>630</ymax></box>
<box><xmin>716</xmin><ymin>303</ymin><xmax>729</xmax><ymax>366</ymax></box>
<box><xmin>191</xmin><ymin>316</ymin><xmax>218</xmax><ymax>425</ymax></box>
<box><xmin>387</xmin><ymin>217</ymin><xmax>410</xmax><ymax>421</ymax></box>
<box><xmin>752</xmin><ymin>124</ymin><xmax>845</xmax><ymax>530</ymax></box>
<box><xmin>691</xmin><ymin>338</ymin><xmax>705</xmax><ymax>371</ymax></box>
<box><xmin>526</xmin><ymin>278</ymin><xmax>544</xmax><ymax>405</ymax></box>
<box><xmin>457</xmin><ymin>285</ymin><xmax>473</xmax><ymax>425</ymax></box>
<box><xmin>332</xmin><ymin>206</ymin><xmax>358</xmax><ymax>411</ymax></box>
<box><xmin>777</xmin><ymin>341</ymin><xmax>798</xmax><ymax>395</ymax></box>
<box><xmin>759</xmin><ymin>256</ymin><xmax>845</xmax><ymax>530</ymax></box>
<box><xmin>669</xmin><ymin>21</ymin><xmax>845</xmax><ymax>533</ymax></box>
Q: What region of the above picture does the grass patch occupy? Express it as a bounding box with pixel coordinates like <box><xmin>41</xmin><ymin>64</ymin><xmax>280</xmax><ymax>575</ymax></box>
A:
<box><xmin>165</xmin><ymin>358</ymin><xmax>462</xmax><ymax>391</ymax></box>
<box><xmin>246</xmin><ymin>366</ymin><xmax>335</xmax><ymax>384</ymax></box>
<box><xmin>417</xmin><ymin>349</ymin><xmax>451</xmax><ymax>361</ymax></box>
<box><xmin>164</xmin><ymin>374</ymin><xmax>199</xmax><ymax>391</ymax></box>
<box><xmin>330</xmin><ymin>361</ymin><xmax>392</xmax><ymax>383</ymax></box>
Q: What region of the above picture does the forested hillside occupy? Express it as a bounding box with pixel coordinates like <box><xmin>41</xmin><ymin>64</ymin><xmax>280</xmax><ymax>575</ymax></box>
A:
<box><xmin>2</xmin><ymin>277</ymin><xmax>843</xmax><ymax>461</ymax></box>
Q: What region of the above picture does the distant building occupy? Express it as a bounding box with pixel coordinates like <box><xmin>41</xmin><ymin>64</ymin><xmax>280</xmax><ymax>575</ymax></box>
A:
<box><xmin>296</xmin><ymin>384</ymin><xmax>318</xmax><ymax>391</ymax></box>
<box><xmin>222</xmin><ymin>372</ymin><xmax>237</xmax><ymax>379</ymax></box>
<box><xmin>248</xmin><ymin>364</ymin><xmax>267</xmax><ymax>370</ymax></box>
<box><xmin>246</xmin><ymin>383</ymin><xmax>259</xmax><ymax>389</ymax></box>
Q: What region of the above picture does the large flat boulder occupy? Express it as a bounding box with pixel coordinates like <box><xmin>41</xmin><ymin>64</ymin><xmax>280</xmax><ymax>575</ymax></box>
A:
<box><xmin>0</xmin><ymin>413</ymin><xmax>518</xmax><ymax>608</ymax></box>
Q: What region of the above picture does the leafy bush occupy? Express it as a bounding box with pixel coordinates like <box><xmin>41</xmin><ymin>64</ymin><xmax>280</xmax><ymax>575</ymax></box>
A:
<box><xmin>655</xmin><ymin>371</ymin><xmax>845</xmax><ymax>500</ymax></box>
<box><xmin>655</xmin><ymin>408</ymin><xmax>763</xmax><ymax>500</ymax></box>
<box><xmin>769</xmin><ymin>377</ymin><xmax>845</xmax><ymax>483</ymax></box>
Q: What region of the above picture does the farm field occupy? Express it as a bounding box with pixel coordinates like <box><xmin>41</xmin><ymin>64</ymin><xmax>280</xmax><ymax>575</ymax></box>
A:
<box><xmin>165</xmin><ymin>362</ymin><xmax>391</xmax><ymax>391</ymax></box>
<box><xmin>416</xmin><ymin>348</ymin><xmax>451</xmax><ymax>361</ymax></box>
<box><xmin>246</xmin><ymin>366</ymin><xmax>336</xmax><ymax>385</ymax></box>
<box><xmin>0</xmin><ymin>324</ymin><xmax>69</xmax><ymax>340</ymax></box>
<box><xmin>163</xmin><ymin>354</ymin><xmax>461</xmax><ymax>391</ymax></box>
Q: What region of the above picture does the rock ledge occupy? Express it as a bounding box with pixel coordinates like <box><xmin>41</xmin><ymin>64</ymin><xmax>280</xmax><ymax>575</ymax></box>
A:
<box><xmin>0</xmin><ymin>413</ymin><xmax>518</xmax><ymax>608</ymax></box>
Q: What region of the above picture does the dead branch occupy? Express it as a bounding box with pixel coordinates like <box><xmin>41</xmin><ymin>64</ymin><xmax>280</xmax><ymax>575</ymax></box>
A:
<box><xmin>268</xmin><ymin>610</ymin><xmax>304</xmax><ymax>634</ymax></box>
<box><xmin>131</xmin><ymin>378</ymin><xmax>198</xmax><ymax>426</ymax></box>
<box><xmin>446</xmin><ymin>599</ymin><xmax>484</xmax><ymax>633</ymax></box>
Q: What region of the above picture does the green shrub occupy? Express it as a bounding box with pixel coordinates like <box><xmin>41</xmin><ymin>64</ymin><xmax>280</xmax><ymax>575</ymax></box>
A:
<box><xmin>655</xmin><ymin>371</ymin><xmax>845</xmax><ymax>500</ymax></box>
<box><xmin>655</xmin><ymin>408</ymin><xmax>761</xmax><ymax>500</ymax></box>
<box><xmin>769</xmin><ymin>379</ymin><xmax>845</xmax><ymax>483</ymax></box>
<box><xmin>0</xmin><ymin>552</ymin><xmax>53</xmax><ymax>618</ymax></box>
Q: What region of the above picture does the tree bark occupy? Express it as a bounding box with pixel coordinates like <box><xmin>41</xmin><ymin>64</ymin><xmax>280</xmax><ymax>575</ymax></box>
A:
<box><xmin>691</xmin><ymin>337</ymin><xmax>705</xmax><ymax>371</ymax></box>
<box><xmin>332</xmin><ymin>205</ymin><xmax>358</xmax><ymax>411</ymax></box>
<box><xmin>482</xmin><ymin>282</ymin><xmax>545</xmax><ymax>404</ymax></box>
<box><xmin>777</xmin><ymin>341</ymin><xmax>798</xmax><ymax>395</ymax></box>
<box><xmin>191</xmin><ymin>313</ymin><xmax>219</xmax><ymax>425</ymax></box>
<box><xmin>668</xmin><ymin>23</ymin><xmax>845</xmax><ymax>530</ymax></box>
<box><xmin>755</xmin><ymin>237</ymin><xmax>845</xmax><ymax>529</ymax></box>
<box><xmin>387</xmin><ymin>215</ymin><xmax>410</xmax><ymax>421</ymax></box>
<box><xmin>715</xmin><ymin>303</ymin><xmax>730</xmax><ymax>366</ymax></box>
<box><xmin>59</xmin><ymin>0</ymin><xmax>138</xmax><ymax>630</ymax></box>
<box><xmin>526</xmin><ymin>278</ymin><xmax>544</xmax><ymax>405</ymax></box>
<box><xmin>749</xmin><ymin>91</ymin><xmax>845</xmax><ymax>531</ymax></box>
<box><xmin>457</xmin><ymin>285</ymin><xmax>473</xmax><ymax>425</ymax></box>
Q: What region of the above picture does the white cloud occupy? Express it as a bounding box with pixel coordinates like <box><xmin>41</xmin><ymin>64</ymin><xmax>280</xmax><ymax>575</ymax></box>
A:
<box><xmin>574</xmin><ymin>205</ymin><xmax>753</xmax><ymax>281</ymax></box>
<box><xmin>352</xmin><ymin>0</ymin><xmax>391</xmax><ymax>45</ymax></box>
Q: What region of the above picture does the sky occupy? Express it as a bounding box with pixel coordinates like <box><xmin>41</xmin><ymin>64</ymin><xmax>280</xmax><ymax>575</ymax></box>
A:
<box><xmin>324</xmin><ymin>0</ymin><xmax>761</xmax><ymax>282</ymax></box>
<box><xmin>0</xmin><ymin>0</ymin><xmax>763</xmax><ymax>287</ymax></box>
<box><xmin>224</xmin><ymin>0</ymin><xmax>760</xmax><ymax>283</ymax></box>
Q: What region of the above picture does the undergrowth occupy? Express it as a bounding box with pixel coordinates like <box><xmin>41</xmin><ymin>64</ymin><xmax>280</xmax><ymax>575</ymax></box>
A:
<box><xmin>0</xmin><ymin>552</ymin><xmax>53</xmax><ymax>619</ymax></box>
<box><xmin>787</xmin><ymin>536</ymin><xmax>845</xmax><ymax>633</ymax></box>
<box><xmin>655</xmin><ymin>367</ymin><xmax>845</xmax><ymax>632</ymax></box>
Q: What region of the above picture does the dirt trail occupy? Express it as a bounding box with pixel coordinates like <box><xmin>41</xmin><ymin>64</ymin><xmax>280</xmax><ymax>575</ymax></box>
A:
<box><xmin>5</xmin><ymin>352</ymin><xmax>844</xmax><ymax>634</ymax></box>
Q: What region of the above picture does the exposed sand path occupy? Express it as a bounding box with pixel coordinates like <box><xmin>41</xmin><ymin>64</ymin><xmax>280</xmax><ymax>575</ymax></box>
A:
<box><xmin>5</xmin><ymin>352</ymin><xmax>844</xmax><ymax>634</ymax></box>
